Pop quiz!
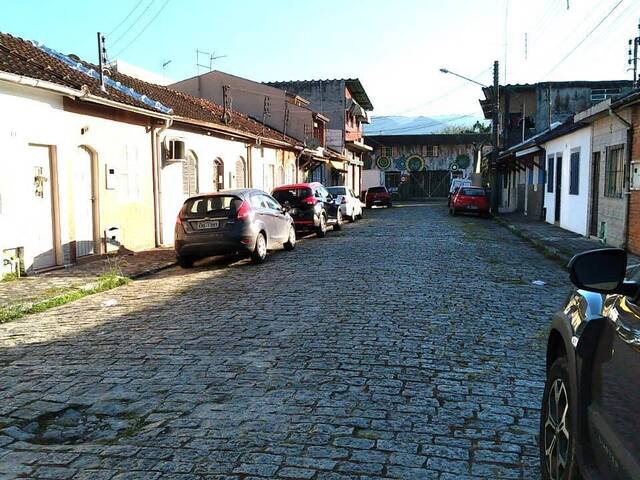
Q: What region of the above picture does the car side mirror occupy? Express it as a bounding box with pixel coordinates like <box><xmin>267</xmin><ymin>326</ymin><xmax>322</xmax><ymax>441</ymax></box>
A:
<box><xmin>568</xmin><ymin>248</ymin><xmax>637</xmax><ymax>295</ymax></box>
<box><xmin>282</xmin><ymin>201</ymin><xmax>291</xmax><ymax>212</ymax></box>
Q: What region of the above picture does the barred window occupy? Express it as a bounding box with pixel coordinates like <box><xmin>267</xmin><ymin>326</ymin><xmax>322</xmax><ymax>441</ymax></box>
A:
<box><xmin>605</xmin><ymin>146</ymin><xmax>624</xmax><ymax>198</ymax></box>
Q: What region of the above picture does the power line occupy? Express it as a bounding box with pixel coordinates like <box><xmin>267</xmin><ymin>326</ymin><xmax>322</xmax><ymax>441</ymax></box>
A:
<box><xmin>370</xmin><ymin>112</ymin><xmax>482</xmax><ymax>135</ymax></box>
<box><xmin>544</xmin><ymin>0</ymin><xmax>624</xmax><ymax>77</ymax></box>
<box><xmin>106</xmin><ymin>0</ymin><xmax>145</xmax><ymax>37</ymax></box>
<box><xmin>109</xmin><ymin>0</ymin><xmax>156</xmax><ymax>47</ymax></box>
<box><xmin>113</xmin><ymin>0</ymin><xmax>172</xmax><ymax>58</ymax></box>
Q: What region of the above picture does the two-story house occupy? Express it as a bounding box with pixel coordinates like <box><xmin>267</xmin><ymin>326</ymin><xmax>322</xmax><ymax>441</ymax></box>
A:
<box><xmin>264</xmin><ymin>79</ymin><xmax>374</xmax><ymax>194</ymax></box>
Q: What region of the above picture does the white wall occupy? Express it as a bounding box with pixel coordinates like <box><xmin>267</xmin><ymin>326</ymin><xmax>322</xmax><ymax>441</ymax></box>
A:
<box><xmin>0</xmin><ymin>80</ymin><xmax>154</xmax><ymax>272</ymax></box>
<box><xmin>543</xmin><ymin>126</ymin><xmax>592</xmax><ymax>235</ymax></box>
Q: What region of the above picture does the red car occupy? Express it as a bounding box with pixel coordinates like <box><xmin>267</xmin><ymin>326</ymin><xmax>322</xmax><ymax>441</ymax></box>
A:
<box><xmin>449</xmin><ymin>186</ymin><xmax>490</xmax><ymax>217</ymax></box>
<box><xmin>365</xmin><ymin>186</ymin><xmax>392</xmax><ymax>209</ymax></box>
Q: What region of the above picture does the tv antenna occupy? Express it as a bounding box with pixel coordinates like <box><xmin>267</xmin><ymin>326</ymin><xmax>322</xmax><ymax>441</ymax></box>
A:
<box><xmin>196</xmin><ymin>49</ymin><xmax>227</xmax><ymax>74</ymax></box>
<box><xmin>162</xmin><ymin>59</ymin><xmax>172</xmax><ymax>71</ymax></box>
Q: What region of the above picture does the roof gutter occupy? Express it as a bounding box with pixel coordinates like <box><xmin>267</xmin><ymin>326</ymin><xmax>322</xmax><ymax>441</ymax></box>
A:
<box><xmin>0</xmin><ymin>70</ymin><xmax>84</xmax><ymax>97</ymax></box>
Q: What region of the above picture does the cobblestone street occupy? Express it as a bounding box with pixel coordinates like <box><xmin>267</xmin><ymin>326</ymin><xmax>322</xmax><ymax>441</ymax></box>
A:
<box><xmin>0</xmin><ymin>203</ymin><xmax>570</xmax><ymax>479</ymax></box>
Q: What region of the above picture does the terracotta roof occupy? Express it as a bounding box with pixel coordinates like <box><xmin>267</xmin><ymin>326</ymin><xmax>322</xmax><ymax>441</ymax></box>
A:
<box><xmin>0</xmin><ymin>32</ymin><xmax>300</xmax><ymax>147</ymax></box>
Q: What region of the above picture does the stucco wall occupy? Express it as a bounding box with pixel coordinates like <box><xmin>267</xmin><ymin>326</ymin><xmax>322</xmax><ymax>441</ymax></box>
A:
<box><xmin>0</xmin><ymin>81</ymin><xmax>155</xmax><ymax>271</ymax></box>
<box><xmin>542</xmin><ymin>127</ymin><xmax>592</xmax><ymax>236</ymax></box>
<box><xmin>591</xmin><ymin>112</ymin><xmax>629</xmax><ymax>247</ymax></box>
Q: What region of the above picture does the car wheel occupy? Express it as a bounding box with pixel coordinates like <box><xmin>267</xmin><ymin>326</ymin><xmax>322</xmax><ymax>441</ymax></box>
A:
<box><xmin>316</xmin><ymin>213</ymin><xmax>327</xmax><ymax>237</ymax></box>
<box><xmin>283</xmin><ymin>225</ymin><xmax>296</xmax><ymax>251</ymax></box>
<box><xmin>251</xmin><ymin>232</ymin><xmax>267</xmax><ymax>264</ymax></box>
<box><xmin>176</xmin><ymin>255</ymin><xmax>194</xmax><ymax>268</ymax></box>
<box><xmin>365</xmin><ymin>203</ymin><xmax>372</xmax><ymax>209</ymax></box>
<box><xmin>540</xmin><ymin>357</ymin><xmax>578</xmax><ymax>480</ymax></box>
<box><xmin>387</xmin><ymin>202</ymin><xmax>393</xmax><ymax>208</ymax></box>
<box><xmin>358</xmin><ymin>208</ymin><xmax>364</xmax><ymax>219</ymax></box>
<box><xmin>334</xmin><ymin>210</ymin><xmax>343</xmax><ymax>231</ymax></box>
<box><xmin>348</xmin><ymin>209</ymin><xmax>356</xmax><ymax>223</ymax></box>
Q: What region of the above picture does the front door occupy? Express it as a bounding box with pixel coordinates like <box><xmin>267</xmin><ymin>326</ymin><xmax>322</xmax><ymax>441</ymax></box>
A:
<box><xmin>588</xmin><ymin>293</ymin><xmax>640</xmax><ymax>479</ymax></box>
<box><xmin>29</xmin><ymin>145</ymin><xmax>56</xmax><ymax>271</ymax></box>
<box><xmin>75</xmin><ymin>147</ymin><xmax>95</xmax><ymax>257</ymax></box>
<box><xmin>555</xmin><ymin>155</ymin><xmax>563</xmax><ymax>223</ymax></box>
<box><xmin>590</xmin><ymin>152</ymin><xmax>600</xmax><ymax>237</ymax></box>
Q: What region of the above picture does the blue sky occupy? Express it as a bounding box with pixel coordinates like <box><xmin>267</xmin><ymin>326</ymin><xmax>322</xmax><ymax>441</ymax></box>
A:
<box><xmin>4</xmin><ymin>0</ymin><xmax>640</xmax><ymax>117</ymax></box>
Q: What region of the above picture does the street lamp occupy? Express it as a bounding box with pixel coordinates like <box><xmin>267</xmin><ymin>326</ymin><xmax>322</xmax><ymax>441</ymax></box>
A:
<box><xmin>439</xmin><ymin>68</ymin><xmax>488</xmax><ymax>88</ymax></box>
<box><xmin>439</xmin><ymin>63</ymin><xmax>500</xmax><ymax>213</ymax></box>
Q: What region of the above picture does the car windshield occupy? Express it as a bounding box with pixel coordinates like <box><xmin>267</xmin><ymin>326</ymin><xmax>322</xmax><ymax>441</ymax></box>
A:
<box><xmin>460</xmin><ymin>188</ymin><xmax>485</xmax><ymax>197</ymax></box>
<box><xmin>327</xmin><ymin>187</ymin><xmax>347</xmax><ymax>196</ymax></box>
<box><xmin>369</xmin><ymin>187</ymin><xmax>386</xmax><ymax>193</ymax></box>
<box><xmin>272</xmin><ymin>188</ymin><xmax>312</xmax><ymax>207</ymax></box>
<box><xmin>183</xmin><ymin>195</ymin><xmax>243</xmax><ymax>217</ymax></box>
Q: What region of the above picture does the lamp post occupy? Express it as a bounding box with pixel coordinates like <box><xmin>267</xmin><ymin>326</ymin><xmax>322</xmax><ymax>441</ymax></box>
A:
<box><xmin>440</xmin><ymin>62</ymin><xmax>500</xmax><ymax>213</ymax></box>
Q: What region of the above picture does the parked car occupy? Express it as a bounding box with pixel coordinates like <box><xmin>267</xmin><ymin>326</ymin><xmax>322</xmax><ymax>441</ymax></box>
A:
<box><xmin>365</xmin><ymin>186</ymin><xmax>392</xmax><ymax>208</ymax></box>
<box><xmin>326</xmin><ymin>186</ymin><xmax>363</xmax><ymax>222</ymax></box>
<box><xmin>539</xmin><ymin>248</ymin><xmax>640</xmax><ymax>480</ymax></box>
<box><xmin>448</xmin><ymin>178</ymin><xmax>471</xmax><ymax>206</ymax></box>
<box><xmin>272</xmin><ymin>182</ymin><xmax>342</xmax><ymax>237</ymax></box>
<box><xmin>174</xmin><ymin>189</ymin><xmax>296</xmax><ymax>267</ymax></box>
<box><xmin>449</xmin><ymin>187</ymin><xmax>489</xmax><ymax>217</ymax></box>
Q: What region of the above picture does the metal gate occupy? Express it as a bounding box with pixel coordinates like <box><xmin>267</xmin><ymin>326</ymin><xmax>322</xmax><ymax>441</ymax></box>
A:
<box><xmin>406</xmin><ymin>170</ymin><xmax>449</xmax><ymax>198</ymax></box>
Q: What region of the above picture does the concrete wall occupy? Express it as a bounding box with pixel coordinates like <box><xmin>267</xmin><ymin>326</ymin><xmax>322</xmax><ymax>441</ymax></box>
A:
<box><xmin>0</xmin><ymin>80</ymin><xmax>155</xmax><ymax>273</ymax></box>
<box><xmin>171</xmin><ymin>72</ymin><xmax>314</xmax><ymax>144</ymax></box>
<box><xmin>271</xmin><ymin>80</ymin><xmax>346</xmax><ymax>152</ymax></box>
<box><xmin>591</xmin><ymin>112</ymin><xmax>630</xmax><ymax>247</ymax></box>
<box><xmin>542</xmin><ymin>127</ymin><xmax>592</xmax><ymax>235</ymax></box>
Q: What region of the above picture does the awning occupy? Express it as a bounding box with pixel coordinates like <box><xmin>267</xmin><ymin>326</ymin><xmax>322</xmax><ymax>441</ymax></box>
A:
<box><xmin>515</xmin><ymin>146</ymin><xmax>541</xmax><ymax>158</ymax></box>
<box><xmin>345</xmin><ymin>140</ymin><xmax>373</xmax><ymax>152</ymax></box>
<box><xmin>330</xmin><ymin>160</ymin><xmax>348</xmax><ymax>173</ymax></box>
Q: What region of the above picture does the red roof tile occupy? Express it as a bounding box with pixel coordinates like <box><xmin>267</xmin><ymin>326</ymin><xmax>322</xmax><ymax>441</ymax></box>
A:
<box><xmin>0</xmin><ymin>32</ymin><xmax>300</xmax><ymax>147</ymax></box>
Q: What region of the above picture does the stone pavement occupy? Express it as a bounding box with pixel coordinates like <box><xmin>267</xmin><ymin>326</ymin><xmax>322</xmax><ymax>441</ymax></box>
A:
<box><xmin>0</xmin><ymin>204</ymin><xmax>571</xmax><ymax>479</ymax></box>
<box><xmin>0</xmin><ymin>248</ymin><xmax>176</xmax><ymax>310</ymax></box>
<box><xmin>494</xmin><ymin>212</ymin><xmax>640</xmax><ymax>267</ymax></box>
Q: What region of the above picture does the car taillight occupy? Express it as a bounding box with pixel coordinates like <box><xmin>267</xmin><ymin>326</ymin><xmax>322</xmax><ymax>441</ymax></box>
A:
<box><xmin>176</xmin><ymin>214</ymin><xmax>182</xmax><ymax>225</ymax></box>
<box><xmin>303</xmin><ymin>196</ymin><xmax>317</xmax><ymax>206</ymax></box>
<box><xmin>236</xmin><ymin>200</ymin><xmax>253</xmax><ymax>220</ymax></box>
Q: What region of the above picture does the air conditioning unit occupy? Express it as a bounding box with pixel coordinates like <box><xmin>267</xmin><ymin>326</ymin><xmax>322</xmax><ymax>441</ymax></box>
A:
<box><xmin>164</xmin><ymin>139</ymin><xmax>186</xmax><ymax>163</ymax></box>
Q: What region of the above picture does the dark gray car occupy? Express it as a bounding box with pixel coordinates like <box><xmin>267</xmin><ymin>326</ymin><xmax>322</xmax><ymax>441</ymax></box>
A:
<box><xmin>540</xmin><ymin>248</ymin><xmax>640</xmax><ymax>480</ymax></box>
<box><xmin>174</xmin><ymin>188</ymin><xmax>296</xmax><ymax>267</ymax></box>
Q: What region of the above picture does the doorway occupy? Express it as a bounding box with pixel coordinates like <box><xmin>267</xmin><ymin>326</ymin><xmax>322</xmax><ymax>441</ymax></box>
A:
<box><xmin>75</xmin><ymin>146</ymin><xmax>99</xmax><ymax>258</ymax></box>
<box><xmin>29</xmin><ymin>145</ymin><xmax>60</xmax><ymax>271</ymax></box>
<box><xmin>590</xmin><ymin>152</ymin><xmax>600</xmax><ymax>236</ymax></box>
<box><xmin>555</xmin><ymin>155</ymin><xmax>563</xmax><ymax>223</ymax></box>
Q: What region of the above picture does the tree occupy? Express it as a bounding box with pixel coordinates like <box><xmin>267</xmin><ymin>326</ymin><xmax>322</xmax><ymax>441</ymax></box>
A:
<box><xmin>437</xmin><ymin>120</ymin><xmax>490</xmax><ymax>134</ymax></box>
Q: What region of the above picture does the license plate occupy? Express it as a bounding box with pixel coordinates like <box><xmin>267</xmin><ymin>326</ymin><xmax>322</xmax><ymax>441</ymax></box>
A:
<box><xmin>467</xmin><ymin>205</ymin><xmax>478</xmax><ymax>210</ymax></box>
<box><xmin>196</xmin><ymin>221</ymin><xmax>219</xmax><ymax>229</ymax></box>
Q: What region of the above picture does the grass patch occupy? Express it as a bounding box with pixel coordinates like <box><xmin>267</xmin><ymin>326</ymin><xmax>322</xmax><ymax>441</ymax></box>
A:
<box><xmin>0</xmin><ymin>274</ymin><xmax>129</xmax><ymax>324</ymax></box>
<box><xmin>1</xmin><ymin>272</ymin><xmax>20</xmax><ymax>282</ymax></box>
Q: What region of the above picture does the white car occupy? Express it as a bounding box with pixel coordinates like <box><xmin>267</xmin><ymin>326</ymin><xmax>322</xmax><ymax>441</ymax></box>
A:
<box><xmin>326</xmin><ymin>186</ymin><xmax>363</xmax><ymax>222</ymax></box>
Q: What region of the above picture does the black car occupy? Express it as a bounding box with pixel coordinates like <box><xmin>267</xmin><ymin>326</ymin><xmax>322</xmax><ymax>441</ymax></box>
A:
<box><xmin>540</xmin><ymin>248</ymin><xmax>640</xmax><ymax>480</ymax></box>
<box><xmin>174</xmin><ymin>189</ymin><xmax>296</xmax><ymax>267</ymax></box>
<box><xmin>272</xmin><ymin>182</ymin><xmax>342</xmax><ymax>237</ymax></box>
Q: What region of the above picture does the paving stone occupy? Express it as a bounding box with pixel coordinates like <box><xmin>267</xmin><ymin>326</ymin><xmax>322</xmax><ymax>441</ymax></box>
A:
<box><xmin>0</xmin><ymin>205</ymin><xmax>569</xmax><ymax>479</ymax></box>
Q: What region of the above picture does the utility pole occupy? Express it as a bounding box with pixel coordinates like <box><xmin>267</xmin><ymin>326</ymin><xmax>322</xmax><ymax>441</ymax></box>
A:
<box><xmin>490</xmin><ymin>60</ymin><xmax>500</xmax><ymax>214</ymax></box>
<box><xmin>628</xmin><ymin>19</ymin><xmax>640</xmax><ymax>88</ymax></box>
<box><xmin>97</xmin><ymin>32</ymin><xmax>107</xmax><ymax>92</ymax></box>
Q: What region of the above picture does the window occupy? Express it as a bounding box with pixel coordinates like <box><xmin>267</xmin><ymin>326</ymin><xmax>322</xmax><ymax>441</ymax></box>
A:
<box><xmin>569</xmin><ymin>150</ymin><xmax>580</xmax><ymax>195</ymax></box>
<box><xmin>591</xmin><ymin>88</ymin><xmax>621</xmax><ymax>102</ymax></box>
<box><xmin>527</xmin><ymin>168</ymin><xmax>534</xmax><ymax>185</ymax></box>
<box><xmin>273</xmin><ymin>188</ymin><xmax>312</xmax><ymax>207</ymax></box>
<box><xmin>547</xmin><ymin>156</ymin><xmax>554</xmax><ymax>193</ymax></box>
<box><xmin>212</xmin><ymin>158</ymin><xmax>224</xmax><ymax>192</ymax></box>
<box><xmin>184</xmin><ymin>195</ymin><xmax>241</xmax><ymax>217</ymax></box>
<box><xmin>459</xmin><ymin>187</ymin><xmax>486</xmax><ymax>196</ymax></box>
<box><xmin>262</xmin><ymin>195</ymin><xmax>281</xmax><ymax>211</ymax></box>
<box><xmin>183</xmin><ymin>150</ymin><xmax>198</xmax><ymax>196</ymax></box>
<box><xmin>605</xmin><ymin>146</ymin><xmax>625</xmax><ymax>198</ymax></box>
<box><xmin>538</xmin><ymin>166</ymin><xmax>545</xmax><ymax>185</ymax></box>
<box><xmin>235</xmin><ymin>157</ymin><xmax>246</xmax><ymax>188</ymax></box>
<box><xmin>423</xmin><ymin>145</ymin><xmax>439</xmax><ymax>157</ymax></box>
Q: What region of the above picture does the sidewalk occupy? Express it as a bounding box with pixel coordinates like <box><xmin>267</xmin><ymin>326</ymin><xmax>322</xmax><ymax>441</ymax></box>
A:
<box><xmin>0</xmin><ymin>248</ymin><xmax>176</xmax><ymax>311</ymax></box>
<box><xmin>494</xmin><ymin>213</ymin><xmax>640</xmax><ymax>267</ymax></box>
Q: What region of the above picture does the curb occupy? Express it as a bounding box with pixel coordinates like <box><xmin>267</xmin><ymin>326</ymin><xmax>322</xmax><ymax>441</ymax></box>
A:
<box><xmin>128</xmin><ymin>261</ymin><xmax>178</xmax><ymax>280</ymax></box>
<box><xmin>492</xmin><ymin>216</ymin><xmax>571</xmax><ymax>269</ymax></box>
